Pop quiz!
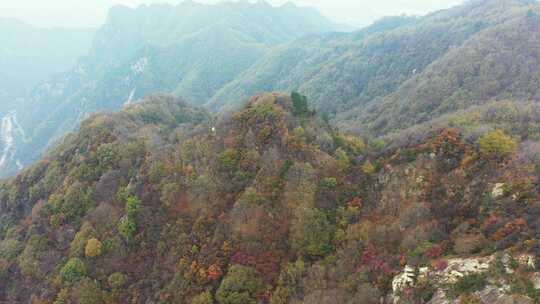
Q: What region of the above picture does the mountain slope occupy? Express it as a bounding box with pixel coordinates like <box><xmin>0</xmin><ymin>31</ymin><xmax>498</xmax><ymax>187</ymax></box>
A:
<box><xmin>209</xmin><ymin>0</ymin><xmax>540</xmax><ymax>121</ymax></box>
<box><xmin>2</xmin><ymin>93</ymin><xmax>540</xmax><ymax>303</ymax></box>
<box><xmin>1</xmin><ymin>1</ymin><xmax>339</xmax><ymax>178</ymax></box>
<box><xmin>6</xmin><ymin>0</ymin><xmax>540</xmax><ymax>179</ymax></box>
<box><xmin>342</xmin><ymin>4</ymin><xmax>540</xmax><ymax>136</ymax></box>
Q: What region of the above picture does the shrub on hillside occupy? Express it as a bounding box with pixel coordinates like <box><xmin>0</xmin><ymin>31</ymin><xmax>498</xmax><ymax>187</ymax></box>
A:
<box><xmin>321</xmin><ymin>177</ymin><xmax>338</xmax><ymax>189</ymax></box>
<box><xmin>290</xmin><ymin>208</ymin><xmax>334</xmax><ymax>259</ymax></box>
<box><xmin>291</xmin><ymin>92</ymin><xmax>309</xmax><ymax>117</ymax></box>
<box><xmin>71</xmin><ymin>277</ymin><xmax>104</xmax><ymax>304</ymax></box>
<box><xmin>118</xmin><ymin>217</ymin><xmax>137</xmax><ymax>243</ymax></box>
<box><xmin>219</xmin><ymin>149</ymin><xmax>239</xmax><ymax>170</ymax></box>
<box><xmin>108</xmin><ymin>272</ymin><xmax>127</xmax><ymax>289</ymax></box>
<box><xmin>362</xmin><ymin>161</ymin><xmax>376</xmax><ymax>174</ymax></box>
<box><xmin>69</xmin><ymin>223</ymin><xmax>96</xmax><ymax>258</ymax></box>
<box><xmin>53</xmin><ymin>289</ymin><xmax>69</xmax><ymax>304</ymax></box>
<box><xmin>17</xmin><ymin>234</ymin><xmax>48</xmax><ymax>279</ymax></box>
<box><xmin>60</xmin><ymin>258</ymin><xmax>87</xmax><ymax>283</ymax></box>
<box><xmin>478</xmin><ymin>130</ymin><xmax>518</xmax><ymax>159</ymax></box>
<box><xmin>118</xmin><ymin>196</ymin><xmax>141</xmax><ymax>243</ymax></box>
<box><xmin>216</xmin><ymin>265</ymin><xmax>263</xmax><ymax>304</ymax></box>
<box><xmin>85</xmin><ymin>238</ymin><xmax>103</xmax><ymax>258</ymax></box>
<box><xmin>449</xmin><ymin>273</ymin><xmax>487</xmax><ymax>298</ymax></box>
<box><xmin>192</xmin><ymin>291</ymin><xmax>214</xmax><ymax>304</ymax></box>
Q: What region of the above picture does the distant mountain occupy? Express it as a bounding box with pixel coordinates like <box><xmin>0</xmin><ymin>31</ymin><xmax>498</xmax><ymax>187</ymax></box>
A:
<box><xmin>0</xmin><ymin>18</ymin><xmax>94</xmax><ymax>112</ymax></box>
<box><xmin>209</xmin><ymin>0</ymin><xmax>540</xmax><ymax>127</ymax></box>
<box><xmin>0</xmin><ymin>1</ymin><xmax>339</xmax><ymax>177</ymax></box>
<box><xmin>5</xmin><ymin>1</ymin><xmax>540</xmax><ymax>303</ymax></box>
<box><xmin>6</xmin><ymin>0</ymin><xmax>540</xmax><ymax>179</ymax></box>
<box><xmin>207</xmin><ymin>14</ymin><xmax>420</xmax><ymax>113</ymax></box>
<box><xmin>343</xmin><ymin>2</ymin><xmax>540</xmax><ymax>136</ymax></box>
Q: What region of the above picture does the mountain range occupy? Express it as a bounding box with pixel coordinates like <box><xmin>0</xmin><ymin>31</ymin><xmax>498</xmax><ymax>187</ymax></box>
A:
<box><xmin>209</xmin><ymin>0</ymin><xmax>540</xmax><ymax>127</ymax></box>
<box><xmin>0</xmin><ymin>0</ymin><xmax>341</xmax><ymax>177</ymax></box>
<box><xmin>3</xmin><ymin>0</ymin><xmax>540</xmax><ymax>302</ymax></box>
<box><xmin>4</xmin><ymin>0</ymin><xmax>540</xmax><ymax>179</ymax></box>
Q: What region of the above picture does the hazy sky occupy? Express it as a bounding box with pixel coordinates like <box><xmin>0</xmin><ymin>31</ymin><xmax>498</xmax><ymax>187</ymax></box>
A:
<box><xmin>0</xmin><ymin>0</ymin><xmax>464</xmax><ymax>29</ymax></box>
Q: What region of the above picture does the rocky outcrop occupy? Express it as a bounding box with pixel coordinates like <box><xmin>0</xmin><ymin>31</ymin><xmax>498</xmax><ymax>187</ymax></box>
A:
<box><xmin>392</xmin><ymin>265</ymin><xmax>429</xmax><ymax>303</ymax></box>
<box><xmin>392</xmin><ymin>253</ymin><xmax>539</xmax><ymax>304</ymax></box>
<box><xmin>492</xmin><ymin>183</ymin><xmax>506</xmax><ymax>199</ymax></box>
<box><xmin>428</xmin><ymin>287</ymin><xmax>534</xmax><ymax>304</ymax></box>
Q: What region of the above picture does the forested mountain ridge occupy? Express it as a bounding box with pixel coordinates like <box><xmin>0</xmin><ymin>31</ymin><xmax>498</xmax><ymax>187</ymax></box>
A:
<box><xmin>342</xmin><ymin>2</ymin><xmax>540</xmax><ymax>136</ymax></box>
<box><xmin>3</xmin><ymin>0</ymin><xmax>540</xmax><ymax>303</ymax></box>
<box><xmin>6</xmin><ymin>0</ymin><xmax>540</xmax><ymax>179</ymax></box>
<box><xmin>0</xmin><ymin>0</ymin><xmax>339</xmax><ymax>178</ymax></box>
<box><xmin>2</xmin><ymin>93</ymin><xmax>540</xmax><ymax>303</ymax></box>
<box><xmin>209</xmin><ymin>0</ymin><xmax>540</xmax><ymax>123</ymax></box>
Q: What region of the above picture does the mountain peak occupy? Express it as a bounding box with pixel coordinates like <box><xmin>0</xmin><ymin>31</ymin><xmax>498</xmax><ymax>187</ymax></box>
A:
<box><xmin>281</xmin><ymin>1</ymin><xmax>297</xmax><ymax>9</ymax></box>
<box><xmin>255</xmin><ymin>0</ymin><xmax>272</xmax><ymax>7</ymax></box>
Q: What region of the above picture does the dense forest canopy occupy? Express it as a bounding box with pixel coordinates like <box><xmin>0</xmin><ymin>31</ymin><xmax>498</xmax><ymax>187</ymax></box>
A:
<box><xmin>1</xmin><ymin>90</ymin><xmax>540</xmax><ymax>303</ymax></box>
<box><xmin>1</xmin><ymin>0</ymin><xmax>540</xmax><ymax>303</ymax></box>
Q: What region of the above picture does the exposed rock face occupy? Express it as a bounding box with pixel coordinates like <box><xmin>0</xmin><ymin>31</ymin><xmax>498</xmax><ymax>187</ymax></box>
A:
<box><xmin>428</xmin><ymin>287</ymin><xmax>534</xmax><ymax>304</ymax></box>
<box><xmin>492</xmin><ymin>183</ymin><xmax>506</xmax><ymax>198</ymax></box>
<box><xmin>435</xmin><ymin>256</ymin><xmax>493</xmax><ymax>284</ymax></box>
<box><xmin>392</xmin><ymin>254</ymin><xmax>539</xmax><ymax>304</ymax></box>
<box><xmin>392</xmin><ymin>265</ymin><xmax>428</xmax><ymax>303</ymax></box>
<box><xmin>0</xmin><ymin>111</ymin><xmax>26</xmax><ymax>173</ymax></box>
<box><xmin>392</xmin><ymin>265</ymin><xmax>416</xmax><ymax>294</ymax></box>
<box><xmin>530</xmin><ymin>273</ymin><xmax>540</xmax><ymax>289</ymax></box>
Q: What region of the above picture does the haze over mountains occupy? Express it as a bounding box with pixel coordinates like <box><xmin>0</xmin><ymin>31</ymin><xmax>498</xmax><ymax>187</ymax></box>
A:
<box><xmin>0</xmin><ymin>0</ymin><xmax>341</xmax><ymax>177</ymax></box>
<box><xmin>3</xmin><ymin>0</ymin><xmax>540</xmax><ymax>303</ymax></box>
<box><xmin>0</xmin><ymin>19</ymin><xmax>94</xmax><ymax>175</ymax></box>
<box><xmin>3</xmin><ymin>0</ymin><xmax>540</xmax><ymax>179</ymax></box>
<box><xmin>0</xmin><ymin>18</ymin><xmax>94</xmax><ymax>112</ymax></box>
